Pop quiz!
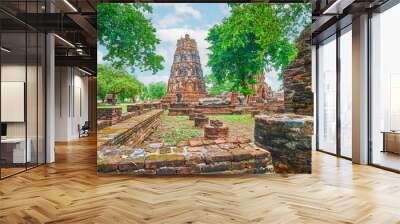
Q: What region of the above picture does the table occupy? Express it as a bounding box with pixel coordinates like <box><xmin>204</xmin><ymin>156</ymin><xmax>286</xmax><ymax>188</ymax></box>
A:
<box><xmin>1</xmin><ymin>138</ymin><xmax>31</xmax><ymax>163</ymax></box>
<box><xmin>382</xmin><ymin>131</ymin><xmax>400</xmax><ymax>154</ymax></box>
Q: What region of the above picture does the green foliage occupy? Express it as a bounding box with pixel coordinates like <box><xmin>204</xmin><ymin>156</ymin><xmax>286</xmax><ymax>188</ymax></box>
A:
<box><xmin>204</xmin><ymin>73</ymin><xmax>235</xmax><ymax>96</ymax></box>
<box><xmin>206</xmin><ymin>3</ymin><xmax>311</xmax><ymax>95</ymax></box>
<box><xmin>141</xmin><ymin>81</ymin><xmax>167</xmax><ymax>101</ymax></box>
<box><xmin>97</xmin><ymin>64</ymin><xmax>144</xmax><ymax>102</ymax></box>
<box><xmin>97</xmin><ymin>3</ymin><xmax>164</xmax><ymax>74</ymax></box>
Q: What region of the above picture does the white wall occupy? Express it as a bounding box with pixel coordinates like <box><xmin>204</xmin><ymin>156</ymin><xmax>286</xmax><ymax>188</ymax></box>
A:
<box><xmin>54</xmin><ymin>67</ymin><xmax>89</xmax><ymax>141</ymax></box>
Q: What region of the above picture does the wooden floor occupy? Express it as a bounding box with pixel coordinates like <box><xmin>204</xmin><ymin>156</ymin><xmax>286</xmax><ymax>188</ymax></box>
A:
<box><xmin>372</xmin><ymin>150</ymin><xmax>400</xmax><ymax>171</ymax></box>
<box><xmin>1</xmin><ymin>136</ymin><xmax>400</xmax><ymax>224</ymax></box>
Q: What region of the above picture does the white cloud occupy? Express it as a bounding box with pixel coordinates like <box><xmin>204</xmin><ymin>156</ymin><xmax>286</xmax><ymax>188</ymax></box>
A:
<box><xmin>156</xmin><ymin>13</ymin><xmax>184</xmax><ymax>28</ymax></box>
<box><xmin>174</xmin><ymin>3</ymin><xmax>202</xmax><ymax>19</ymax></box>
<box><xmin>97</xmin><ymin>50</ymin><xmax>104</xmax><ymax>64</ymax></box>
<box><xmin>137</xmin><ymin>74</ymin><xmax>170</xmax><ymax>86</ymax></box>
<box><xmin>219</xmin><ymin>4</ymin><xmax>230</xmax><ymax>16</ymax></box>
<box><xmin>155</xmin><ymin>4</ymin><xmax>202</xmax><ymax>29</ymax></box>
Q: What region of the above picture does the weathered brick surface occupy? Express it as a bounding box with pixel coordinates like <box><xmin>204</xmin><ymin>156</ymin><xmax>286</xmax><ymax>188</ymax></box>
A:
<box><xmin>144</xmin><ymin>154</ymin><xmax>186</xmax><ymax>169</ymax></box>
<box><xmin>127</xmin><ymin>104</ymin><xmax>144</xmax><ymax>112</ymax></box>
<box><xmin>97</xmin><ymin>137</ymin><xmax>273</xmax><ymax>175</ymax></box>
<box><xmin>97</xmin><ymin>110</ymin><xmax>163</xmax><ymax>147</ymax></box>
<box><xmin>97</xmin><ymin>107</ymin><xmax>122</xmax><ymax>124</ymax></box>
<box><xmin>283</xmin><ymin>27</ymin><xmax>313</xmax><ymax>116</ymax></box>
<box><xmin>97</xmin><ymin>120</ymin><xmax>112</xmax><ymax>130</ymax></box>
<box><xmin>255</xmin><ymin>114</ymin><xmax>313</xmax><ymax>173</ymax></box>
<box><xmin>204</xmin><ymin>125</ymin><xmax>229</xmax><ymax>140</ymax></box>
<box><xmin>194</xmin><ymin>115</ymin><xmax>209</xmax><ymax>127</ymax></box>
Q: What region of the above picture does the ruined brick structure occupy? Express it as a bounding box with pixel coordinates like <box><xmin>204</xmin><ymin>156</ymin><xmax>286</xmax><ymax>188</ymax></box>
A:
<box><xmin>255</xmin><ymin>114</ymin><xmax>313</xmax><ymax>173</ymax></box>
<box><xmin>283</xmin><ymin>27</ymin><xmax>313</xmax><ymax>116</ymax></box>
<box><xmin>98</xmin><ymin>137</ymin><xmax>273</xmax><ymax>175</ymax></box>
<box><xmin>254</xmin><ymin>27</ymin><xmax>313</xmax><ymax>174</ymax></box>
<box><xmin>249</xmin><ymin>73</ymin><xmax>272</xmax><ymax>104</ymax></box>
<box><xmin>162</xmin><ymin>34</ymin><xmax>207</xmax><ymax>105</ymax></box>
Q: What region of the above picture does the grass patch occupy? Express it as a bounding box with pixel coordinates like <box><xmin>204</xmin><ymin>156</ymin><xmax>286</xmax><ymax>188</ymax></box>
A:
<box><xmin>160</xmin><ymin>128</ymin><xmax>200</xmax><ymax>144</ymax></box>
<box><xmin>208</xmin><ymin>114</ymin><xmax>254</xmax><ymax>125</ymax></box>
<box><xmin>158</xmin><ymin>114</ymin><xmax>201</xmax><ymax>144</ymax></box>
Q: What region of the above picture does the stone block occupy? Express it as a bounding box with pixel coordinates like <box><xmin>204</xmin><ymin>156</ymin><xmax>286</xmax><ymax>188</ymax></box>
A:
<box><xmin>144</xmin><ymin>154</ymin><xmax>186</xmax><ymax>169</ymax></box>
<box><xmin>204</xmin><ymin>125</ymin><xmax>229</xmax><ymax>140</ymax></box>
<box><xmin>189</xmin><ymin>138</ymin><xmax>203</xmax><ymax>147</ymax></box>
<box><xmin>254</xmin><ymin>113</ymin><xmax>313</xmax><ymax>173</ymax></box>
<box><xmin>201</xmin><ymin>161</ymin><xmax>231</xmax><ymax>173</ymax></box>
<box><xmin>194</xmin><ymin>115</ymin><xmax>209</xmax><ymax>127</ymax></box>
<box><xmin>177</xmin><ymin>166</ymin><xmax>201</xmax><ymax>175</ymax></box>
<box><xmin>229</xmin><ymin>148</ymin><xmax>254</xmax><ymax>162</ymax></box>
<box><xmin>156</xmin><ymin>167</ymin><xmax>178</xmax><ymax>175</ymax></box>
<box><xmin>204</xmin><ymin>145</ymin><xmax>233</xmax><ymax>163</ymax></box>
<box><xmin>118</xmin><ymin>157</ymin><xmax>145</xmax><ymax>171</ymax></box>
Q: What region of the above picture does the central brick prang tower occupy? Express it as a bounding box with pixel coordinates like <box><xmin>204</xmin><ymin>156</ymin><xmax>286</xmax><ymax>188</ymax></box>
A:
<box><xmin>162</xmin><ymin>34</ymin><xmax>207</xmax><ymax>105</ymax></box>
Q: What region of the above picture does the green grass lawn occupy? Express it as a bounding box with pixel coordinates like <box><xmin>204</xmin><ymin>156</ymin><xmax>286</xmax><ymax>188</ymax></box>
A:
<box><xmin>208</xmin><ymin>114</ymin><xmax>254</xmax><ymax>125</ymax></box>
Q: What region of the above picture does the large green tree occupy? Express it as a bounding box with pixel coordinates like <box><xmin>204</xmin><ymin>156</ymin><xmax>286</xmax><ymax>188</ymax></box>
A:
<box><xmin>204</xmin><ymin>73</ymin><xmax>235</xmax><ymax>96</ymax></box>
<box><xmin>97</xmin><ymin>64</ymin><xmax>144</xmax><ymax>102</ymax></box>
<box><xmin>141</xmin><ymin>81</ymin><xmax>167</xmax><ymax>101</ymax></box>
<box><xmin>206</xmin><ymin>3</ymin><xmax>311</xmax><ymax>96</ymax></box>
<box><xmin>97</xmin><ymin>3</ymin><xmax>164</xmax><ymax>74</ymax></box>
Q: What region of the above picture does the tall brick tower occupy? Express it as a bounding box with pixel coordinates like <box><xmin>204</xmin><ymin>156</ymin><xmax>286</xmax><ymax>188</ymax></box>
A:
<box><xmin>162</xmin><ymin>34</ymin><xmax>207</xmax><ymax>105</ymax></box>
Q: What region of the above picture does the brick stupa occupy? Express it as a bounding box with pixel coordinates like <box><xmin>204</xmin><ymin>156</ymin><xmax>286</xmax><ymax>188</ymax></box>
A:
<box><xmin>162</xmin><ymin>34</ymin><xmax>207</xmax><ymax>105</ymax></box>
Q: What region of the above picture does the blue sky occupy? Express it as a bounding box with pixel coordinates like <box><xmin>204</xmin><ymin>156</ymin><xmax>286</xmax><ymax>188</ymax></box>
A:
<box><xmin>97</xmin><ymin>3</ymin><xmax>283</xmax><ymax>91</ymax></box>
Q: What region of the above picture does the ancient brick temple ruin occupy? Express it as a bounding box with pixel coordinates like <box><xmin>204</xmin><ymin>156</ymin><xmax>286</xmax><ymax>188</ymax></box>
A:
<box><xmin>283</xmin><ymin>27</ymin><xmax>313</xmax><ymax>116</ymax></box>
<box><xmin>248</xmin><ymin>73</ymin><xmax>272</xmax><ymax>105</ymax></box>
<box><xmin>255</xmin><ymin>27</ymin><xmax>313</xmax><ymax>173</ymax></box>
<box><xmin>161</xmin><ymin>34</ymin><xmax>207</xmax><ymax>105</ymax></box>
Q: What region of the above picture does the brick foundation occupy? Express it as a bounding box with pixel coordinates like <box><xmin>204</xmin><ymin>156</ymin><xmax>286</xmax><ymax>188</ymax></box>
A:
<box><xmin>204</xmin><ymin>120</ymin><xmax>229</xmax><ymax>140</ymax></box>
<box><xmin>97</xmin><ymin>110</ymin><xmax>163</xmax><ymax>147</ymax></box>
<box><xmin>283</xmin><ymin>27</ymin><xmax>313</xmax><ymax>116</ymax></box>
<box><xmin>194</xmin><ymin>115</ymin><xmax>209</xmax><ymax>127</ymax></box>
<box><xmin>98</xmin><ymin>137</ymin><xmax>273</xmax><ymax>175</ymax></box>
<box><xmin>254</xmin><ymin>114</ymin><xmax>313</xmax><ymax>173</ymax></box>
<box><xmin>97</xmin><ymin>107</ymin><xmax>122</xmax><ymax>124</ymax></box>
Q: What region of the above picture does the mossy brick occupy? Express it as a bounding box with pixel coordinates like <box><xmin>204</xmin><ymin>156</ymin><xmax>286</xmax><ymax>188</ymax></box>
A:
<box><xmin>156</xmin><ymin>167</ymin><xmax>178</xmax><ymax>175</ymax></box>
<box><xmin>201</xmin><ymin>161</ymin><xmax>231</xmax><ymax>173</ymax></box>
<box><xmin>177</xmin><ymin>166</ymin><xmax>201</xmax><ymax>175</ymax></box>
<box><xmin>144</xmin><ymin>154</ymin><xmax>186</xmax><ymax>169</ymax></box>
<box><xmin>228</xmin><ymin>148</ymin><xmax>253</xmax><ymax>162</ymax></box>
<box><xmin>118</xmin><ymin>157</ymin><xmax>145</xmax><ymax>171</ymax></box>
<box><xmin>204</xmin><ymin>146</ymin><xmax>233</xmax><ymax>163</ymax></box>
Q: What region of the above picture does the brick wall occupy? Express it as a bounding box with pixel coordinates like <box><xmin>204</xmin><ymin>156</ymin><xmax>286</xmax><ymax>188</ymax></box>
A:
<box><xmin>254</xmin><ymin>114</ymin><xmax>313</xmax><ymax>173</ymax></box>
<box><xmin>283</xmin><ymin>27</ymin><xmax>313</xmax><ymax>116</ymax></box>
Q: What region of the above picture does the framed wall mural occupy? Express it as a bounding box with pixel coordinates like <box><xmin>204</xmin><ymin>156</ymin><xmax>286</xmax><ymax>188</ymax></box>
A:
<box><xmin>96</xmin><ymin>2</ymin><xmax>313</xmax><ymax>176</ymax></box>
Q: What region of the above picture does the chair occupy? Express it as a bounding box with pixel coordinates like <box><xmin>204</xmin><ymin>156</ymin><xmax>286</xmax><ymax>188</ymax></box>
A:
<box><xmin>79</xmin><ymin>121</ymin><xmax>90</xmax><ymax>138</ymax></box>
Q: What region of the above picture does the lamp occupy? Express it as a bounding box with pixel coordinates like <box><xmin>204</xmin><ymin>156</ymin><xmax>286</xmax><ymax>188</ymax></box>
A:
<box><xmin>63</xmin><ymin>0</ymin><xmax>78</xmax><ymax>12</ymax></box>
<box><xmin>54</xmin><ymin>34</ymin><xmax>75</xmax><ymax>48</ymax></box>
<box><xmin>78</xmin><ymin>67</ymin><xmax>93</xmax><ymax>76</ymax></box>
<box><xmin>1</xmin><ymin>47</ymin><xmax>11</xmax><ymax>53</ymax></box>
<box><xmin>322</xmin><ymin>0</ymin><xmax>355</xmax><ymax>15</ymax></box>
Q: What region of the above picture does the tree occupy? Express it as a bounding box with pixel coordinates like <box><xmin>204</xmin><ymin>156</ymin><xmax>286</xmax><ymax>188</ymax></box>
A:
<box><xmin>204</xmin><ymin>73</ymin><xmax>235</xmax><ymax>96</ymax></box>
<box><xmin>141</xmin><ymin>81</ymin><xmax>167</xmax><ymax>101</ymax></box>
<box><xmin>206</xmin><ymin>3</ymin><xmax>311</xmax><ymax>96</ymax></box>
<box><xmin>97</xmin><ymin>3</ymin><xmax>164</xmax><ymax>74</ymax></box>
<box><xmin>97</xmin><ymin>64</ymin><xmax>144</xmax><ymax>102</ymax></box>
